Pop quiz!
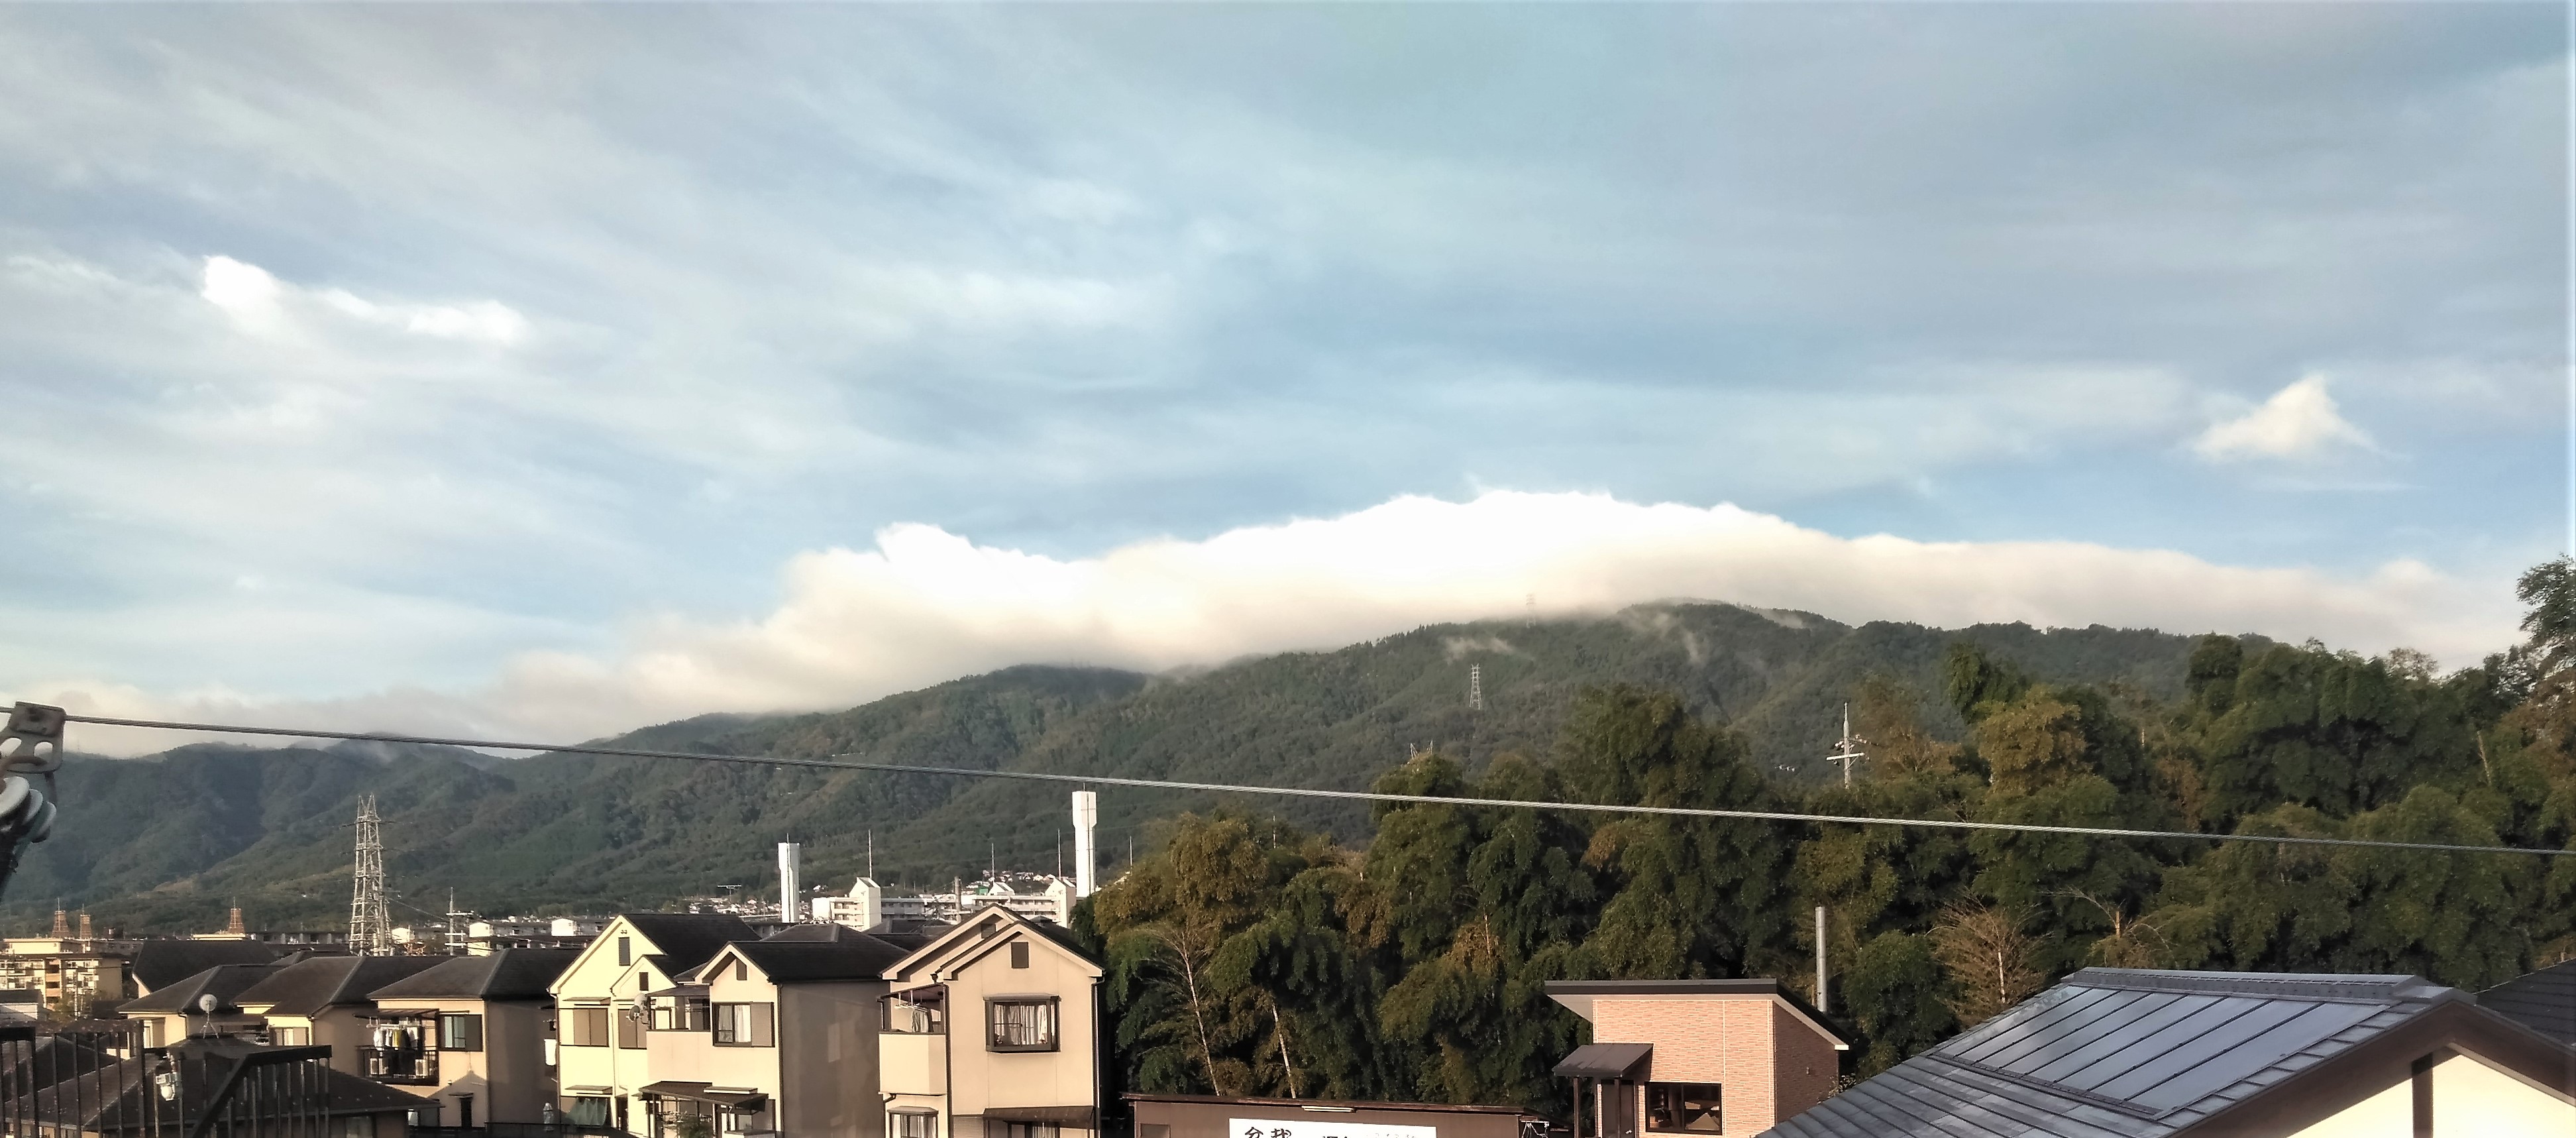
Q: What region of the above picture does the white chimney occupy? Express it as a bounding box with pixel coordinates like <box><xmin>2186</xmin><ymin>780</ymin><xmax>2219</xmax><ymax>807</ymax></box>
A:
<box><xmin>1071</xmin><ymin>791</ymin><xmax>1099</xmax><ymax>898</ymax></box>
<box><xmin>778</xmin><ymin>842</ymin><xmax>804</xmax><ymax>923</ymax></box>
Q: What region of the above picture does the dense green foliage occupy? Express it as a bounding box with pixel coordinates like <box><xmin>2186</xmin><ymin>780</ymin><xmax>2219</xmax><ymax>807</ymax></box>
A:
<box><xmin>15</xmin><ymin>605</ymin><xmax>2207</xmax><ymax>933</ymax></box>
<box><xmin>1075</xmin><ymin>564</ymin><xmax>2576</xmax><ymax>1115</ymax></box>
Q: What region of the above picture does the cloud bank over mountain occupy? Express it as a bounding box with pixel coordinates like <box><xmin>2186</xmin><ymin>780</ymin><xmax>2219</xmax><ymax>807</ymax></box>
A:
<box><xmin>28</xmin><ymin>490</ymin><xmax>2513</xmax><ymax>754</ymax></box>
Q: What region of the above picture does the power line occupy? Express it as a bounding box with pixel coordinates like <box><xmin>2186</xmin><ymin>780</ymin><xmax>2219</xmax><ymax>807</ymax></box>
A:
<box><xmin>50</xmin><ymin>709</ymin><xmax>2576</xmax><ymax>860</ymax></box>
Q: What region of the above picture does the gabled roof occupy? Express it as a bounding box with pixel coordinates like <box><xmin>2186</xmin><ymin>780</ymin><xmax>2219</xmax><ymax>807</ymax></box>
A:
<box><xmin>1762</xmin><ymin>968</ymin><xmax>2576</xmax><ymax>1138</ymax></box>
<box><xmin>7</xmin><ymin>1042</ymin><xmax>425</xmax><ymax>1129</ymax></box>
<box><xmin>119</xmin><ymin>964</ymin><xmax>284</xmax><ymax>1015</ymax></box>
<box><xmin>883</xmin><ymin>904</ymin><xmax>1102</xmax><ymax>984</ymax></box>
<box><xmin>720</xmin><ymin>931</ymin><xmax>910</xmax><ymax>984</ymax></box>
<box><xmin>234</xmin><ymin>956</ymin><xmax>446</xmax><ymax>1017</ymax></box>
<box><xmin>2481</xmin><ymin>958</ymin><xmax>2576</xmax><ymax>1045</ymax></box>
<box><xmin>1544</xmin><ymin>978</ymin><xmax>1851</xmax><ymax>1050</ymax></box>
<box><xmin>368</xmin><ymin>948</ymin><xmax>580</xmax><ymax>1001</ymax></box>
<box><xmin>128</xmin><ymin>940</ymin><xmax>295</xmax><ymax>993</ymax></box>
<box><xmin>616</xmin><ymin>913</ymin><xmax>755</xmax><ymax>972</ymax></box>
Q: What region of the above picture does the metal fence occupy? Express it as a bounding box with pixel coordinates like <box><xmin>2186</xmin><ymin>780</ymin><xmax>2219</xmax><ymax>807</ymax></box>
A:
<box><xmin>0</xmin><ymin>1021</ymin><xmax>339</xmax><ymax>1137</ymax></box>
<box><xmin>411</xmin><ymin>1127</ymin><xmax>629</xmax><ymax>1138</ymax></box>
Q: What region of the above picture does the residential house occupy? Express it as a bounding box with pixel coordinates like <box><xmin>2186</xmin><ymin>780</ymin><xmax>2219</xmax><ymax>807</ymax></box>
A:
<box><xmin>638</xmin><ymin>923</ymin><xmax>914</xmax><ymax>1138</ymax></box>
<box><xmin>232</xmin><ymin>955</ymin><xmax>447</xmax><ymax>1076</ymax></box>
<box><xmin>1760</xmin><ymin>968</ymin><xmax>2576</xmax><ymax>1137</ymax></box>
<box><xmin>2480</xmin><ymin>957</ymin><xmax>2576</xmax><ymax>1046</ymax></box>
<box><xmin>880</xmin><ymin>904</ymin><xmax>1104</xmax><ymax>1138</ymax></box>
<box><xmin>126</xmin><ymin>939</ymin><xmax>297</xmax><ymax>998</ymax></box>
<box><xmin>364</xmin><ymin>947</ymin><xmax>582</xmax><ymax>1129</ymax></box>
<box><xmin>8</xmin><ymin>1037</ymin><xmax>425</xmax><ymax>1137</ymax></box>
<box><xmin>1546</xmin><ymin>980</ymin><xmax>1849</xmax><ymax>1138</ymax></box>
<box><xmin>117</xmin><ymin>962</ymin><xmax>286</xmax><ymax>1047</ymax></box>
<box><xmin>551</xmin><ymin>912</ymin><xmax>755</xmax><ymax>1133</ymax></box>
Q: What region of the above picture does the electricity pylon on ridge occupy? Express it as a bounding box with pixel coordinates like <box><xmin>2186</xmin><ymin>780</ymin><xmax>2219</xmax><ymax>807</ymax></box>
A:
<box><xmin>349</xmin><ymin>795</ymin><xmax>392</xmax><ymax>956</ymax></box>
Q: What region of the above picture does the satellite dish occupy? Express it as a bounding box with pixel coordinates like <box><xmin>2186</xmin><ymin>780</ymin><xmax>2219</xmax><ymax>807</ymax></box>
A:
<box><xmin>197</xmin><ymin>994</ymin><xmax>218</xmax><ymax>1014</ymax></box>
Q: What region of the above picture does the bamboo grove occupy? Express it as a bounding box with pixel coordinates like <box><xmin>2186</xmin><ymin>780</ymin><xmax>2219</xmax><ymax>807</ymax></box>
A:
<box><xmin>1069</xmin><ymin>559</ymin><xmax>2576</xmax><ymax>1115</ymax></box>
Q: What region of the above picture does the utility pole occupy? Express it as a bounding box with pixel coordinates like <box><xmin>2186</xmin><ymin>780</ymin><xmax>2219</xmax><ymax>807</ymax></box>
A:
<box><xmin>1825</xmin><ymin>703</ymin><xmax>1868</xmax><ymax>788</ymax></box>
<box><xmin>349</xmin><ymin>795</ymin><xmax>391</xmax><ymax>956</ymax></box>
<box><xmin>1815</xmin><ymin>905</ymin><xmax>1830</xmax><ymax>1014</ymax></box>
<box><xmin>445</xmin><ymin>890</ymin><xmax>472</xmax><ymax>956</ymax></box>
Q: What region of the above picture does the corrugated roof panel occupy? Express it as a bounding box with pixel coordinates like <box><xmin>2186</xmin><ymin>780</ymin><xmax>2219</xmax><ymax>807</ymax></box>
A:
<box><xmin>2125</xmin><ymin>1000</ymin><xmax>2380</xmax><ymax>1113</ymax></box>
<box><xmin>1951</xmin><ymin>986</ymin><xmax>2122</xmax><ymax>1068</ymax></box>
<box><xmin>2058</xmin><ymin>996</ymin><xmax>2271</xmax><ymax>1094</ymax></box>
<box><xmin>2087</xmin><ymin>997</ymin><xmax>2306</xmax><ymax>1101</ymax></box>
<box><xmin>2019</xmin><ymin>992</ymin><xmax>2207</xmax><ymax>1083</ymax></box>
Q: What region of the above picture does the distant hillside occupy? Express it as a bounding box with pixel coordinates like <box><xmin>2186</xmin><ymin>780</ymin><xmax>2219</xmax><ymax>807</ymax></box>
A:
<box><xmin>9</xmin><ymin>604</ymin><xmax>2218</xmax><ymax>934</ymax></box>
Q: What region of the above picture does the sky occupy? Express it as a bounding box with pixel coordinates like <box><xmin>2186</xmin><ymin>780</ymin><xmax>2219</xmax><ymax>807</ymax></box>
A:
<box><xmin>0</xmin><ymin>4</ymin><xmax>2566</xmax><ymax>751</ymax></box>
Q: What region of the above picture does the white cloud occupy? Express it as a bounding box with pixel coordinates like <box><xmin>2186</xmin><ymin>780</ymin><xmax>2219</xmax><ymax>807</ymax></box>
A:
<box><xmin>202</xmin><ymin>255</ymin><xmax>529</xmax><ymax>345</ymax></box>
<box><xmin>21</xmin><ymin>490</ymin><xmax>2517</xmax><ymax>755</ymax></box>
<box><xmin>2193</xmin><ymin>374</ymin><xmax>2375</xmax><ymax>461</ymax></box>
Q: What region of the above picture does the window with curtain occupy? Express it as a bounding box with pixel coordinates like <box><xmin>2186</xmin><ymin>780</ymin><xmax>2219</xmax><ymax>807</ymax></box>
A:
<box><xmin>890</xmin><ymin>1111</ymin><xmax>937</xmax><ymax>1138</ymax></box>
<box><xmin>564</xmin><ymin>1007</ymin><xmax>610</xmax><ymax>1047</ymax></box>
<box><xmin>1645</xmin><ymin>1084</ymin><xmax>1721</xmax><ymax>1133</ymax></box>
<box><xmin>987</xmin><ymin>999</ymin><xmax>1058</xmax><ymax>1052</ymax></box>
<box><xmin>713</xmin><ymin>1002</ymin><xmax>775</xmax><ymax>1047</ymax></box>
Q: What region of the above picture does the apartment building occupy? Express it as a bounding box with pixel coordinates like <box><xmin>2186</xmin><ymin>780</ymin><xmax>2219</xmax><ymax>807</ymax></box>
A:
<box><xmin>880</xmin><ymin>904</ymin><xmax>1104</xmax><ymax>1138</ymax></box>
<box><xmin>233</xmin><ymin>954</ymin><xmax>447</xmax><ymax>1076</ymax></box>
<box><xmin>550</xmin><ymin>912</ymin><xmax>755</xmax><ymax>1132</ymax></box>
<box><xmin>639</xmin><ymin>924</ymin><xmax>912</xmax><ymax>1137</ymax></box>
<box><xmin>365</xmin><ymin>946</ymin><xmax>582</xmax><ymax>1129</ymax></box>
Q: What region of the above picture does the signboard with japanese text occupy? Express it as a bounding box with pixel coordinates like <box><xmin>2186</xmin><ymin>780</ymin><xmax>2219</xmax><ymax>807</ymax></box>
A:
<box><xmin>1229</xmin><ymin>1117</ymin><xmax>1437</xmax><ymax>1138</ymax></box>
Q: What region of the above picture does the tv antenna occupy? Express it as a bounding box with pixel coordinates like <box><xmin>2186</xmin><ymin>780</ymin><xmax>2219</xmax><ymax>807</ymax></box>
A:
<box><xmin>1824</xmin><ymin>703</ymin><xmax>1868</xmax><ymax>788</ymax></box>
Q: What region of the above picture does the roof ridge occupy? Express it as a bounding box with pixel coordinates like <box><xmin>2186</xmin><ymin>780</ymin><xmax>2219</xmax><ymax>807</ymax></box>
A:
<box><xmin>2068</xmin><ymin>968</ymin><xmax>2453</xmax><ymax>1004</ymax></box>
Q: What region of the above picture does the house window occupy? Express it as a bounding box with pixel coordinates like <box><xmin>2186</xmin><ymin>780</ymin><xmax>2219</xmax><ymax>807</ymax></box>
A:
<box><xmin>439</xmin><ymin>1013</ymin><xmax>484</xmax><ymax>1052</ymax></box>
<box><xmin>890</xmin><ymin>1111</ymin><xmax>937</xmax><ymax>1138</ymax></box>
<box><xmin>271</xmin><ymin>1026</ymin><xmax>311</xmax><ymax>1047</ymax></box>
<box><xmin>883</xmin><ymin>988</ymin><xmax>945</xmax><ymax>1034</ymax></box>
<box><xmin>719</xmin><ymin>1106</ymin><xmax>754</xmax><ymax>1134</ymax></box>
<box><xmin>987</xmin><ymin>998</ymin><xmax>1058</xmax><ymax>1052</ymax></box>
<box><xmin>617</xmin><ymin>1007</ymin><xmax>645</xmax><ymax>1049</ymax></box>
<box><xmin>617</xmin><ymin>937</ymin><xmax>631</xmax><ymax>966</ymax></box>
<box><xmin>735</xmin><ymin>960</ymin><xmax>749</xmax><ymax>982</ymax></box>
<box><xmin>1646</xmin><ymin>1084</ymin><xmax>1722</xmax><ymax>1133</ymax></box>
<box><xmin>564</xmin><ymin>1007</ymin><xmax>610</xmax><ymax>1047</ymax></box>
<box><xmin>1010</xmin><ymin>941</ymin><xmax>1030</xmax><ymax>969</ymax></box>
<box><xmin>1002</xmin><ymin>1123</ymin><xmax>1057</xmax><ymax>1138</ymax></box>
<box><xmin>407</xmin><ymin>1104</ymin><xmax>441</xmax><ymax>1129</ymax></box>
<box><xmin>653</xmin><ymin>995</ymin><xmax>712</xmax><ymax>1031</ymax></box>
<box><xmin>713</xmin><ymin>1002</ymin><xmax>775</xmax><ymax>1047</ymax></box>
<box><xmin>566</xmin><ymin>1097</ymin><xmax>613</xmax><ymax>1127</ymax></box>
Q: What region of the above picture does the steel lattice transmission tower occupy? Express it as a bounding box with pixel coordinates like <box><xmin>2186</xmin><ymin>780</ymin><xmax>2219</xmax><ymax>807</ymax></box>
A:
<box><xmin>1468</xmin><ymin>664</ymin><xmax>1484</xmax><ymax>712</ymax></box>
<box><xmin>349</xmin><ymin>795</ymin><xmax>391</xmax><ymax>956</ymax></box>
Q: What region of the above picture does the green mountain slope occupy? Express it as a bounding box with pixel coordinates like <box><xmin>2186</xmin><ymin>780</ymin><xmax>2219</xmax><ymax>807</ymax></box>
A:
<box><xmin>10</xmin><ymin>604</ymin><xmax>2218</xmax><ymax>933</ymax></box>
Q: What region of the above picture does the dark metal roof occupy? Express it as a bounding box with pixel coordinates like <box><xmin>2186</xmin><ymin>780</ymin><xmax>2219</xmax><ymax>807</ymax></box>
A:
<box><xmin>2480</xmin><ymin>958</ymin><xmax>2576</xmax><ymax>1046</ymax></box>
<box><xmin>618</xmin><ymin>913</ymin><xmax>756</xmax><ymax>971</ymax></box>
<box><xmin>367</xmin><ymin>948</ymin><xmax>581</xmax><ymax>1001</ymax></box>
<box><xmin>1554</xmin><ymin>1043</ymin><xmax>1653</xmax><ymax>1080</ymax></box>
<box><xmin>119</xmin><ymin>964</ymin><xmax>284</xmax><ymax>1015</ymax></box>
<box><xmin>1760</xmin><ymin>969</ymin><xmax>2514</xmax><ymax>1138</ymax></box>
<box><xmin>127</xmin><ymin>940</ymin><xmax>295</xmax><ymax>993</ymax></box>
<box><xmin>1123</xmin><ymin>1094</ymin><xmax>1539</xmax><ymax>1117</ymax></box>
<box><xmin>233</xmin><ymin>956</ymin><xmax>447</xmax><ymax>1017</ymax></box>
<box><xmin>731</xmin><ymin>935</ymin><xmax>910</xmax><ymax>983</ymax></box>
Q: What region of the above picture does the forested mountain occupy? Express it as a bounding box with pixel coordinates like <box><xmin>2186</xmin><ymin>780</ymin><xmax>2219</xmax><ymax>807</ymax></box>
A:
<box><xmin>1075</xmin><ymin>562</ymin><xmax>2575</xmax><ymax>1109</ymax></box>
<box><xmin>13</xmin><ymin>602</ymin><xmax>2208</xmax><ymax>933</ymax></box>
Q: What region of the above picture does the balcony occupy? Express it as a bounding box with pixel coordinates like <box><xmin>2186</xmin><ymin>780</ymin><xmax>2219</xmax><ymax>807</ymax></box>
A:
<box><xmin>880</xmin><ymin>1032</ymin><xmax>946</xmax><ymax>1096</ymax></box>
<box><xmin>359</xmin><ymin>1045</ymin><xmax>439</xmax><ymax>1085</ymax></box>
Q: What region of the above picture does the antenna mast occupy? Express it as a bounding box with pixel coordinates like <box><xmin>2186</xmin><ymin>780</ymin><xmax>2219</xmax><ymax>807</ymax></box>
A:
<box><xmin>349</xmin><ymin>795</ymin><xmax>392</xmax><ymax>956</ymax></box>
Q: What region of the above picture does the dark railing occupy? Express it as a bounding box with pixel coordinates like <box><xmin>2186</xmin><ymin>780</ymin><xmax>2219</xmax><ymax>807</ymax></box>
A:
<box><xmin>358</xmin><ymin>1044</ymin><xmax>437</xmax><ymax>1084</ymax></box>
<box><xmin>0</xmin><ymin>1021</ymin><xmax>340</xmax><ymax>1137</ymax></box>
<box><xmin>411</xmin><ymin>1126</ymin><xmax>629</xmax><ymax>1138</ymax></box>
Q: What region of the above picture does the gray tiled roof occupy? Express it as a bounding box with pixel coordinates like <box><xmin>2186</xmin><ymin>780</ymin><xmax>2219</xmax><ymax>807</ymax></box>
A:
<box><xmin>2479</xmin><ymin>958</ymin><xmax>2576</xmax><ymax>1046</ymax></box>
<box><xmin>234</xmin><ymin>956</ymin><xmax>447</xmax><ymax>1017</ymax></box>
<box><xmin>1763</xmin><ymin>969</ymin><xmax>2467</xmax><ymax>1138</ymax></box>
<box><xmin>119</xmin><ymin>963</ymin><xmax>284</xmax><ymax>1014</ymax></box>
<box><xmin>127</xmin><ymin>940</ymin><xmax>295</xmax><ymax>993</ymax></box>
<box><xmin>619</xmin><ymin>913</ymin><xmax>755</xmax><ymax>971</ymax></box>
<box><xmin>367</xmin><ymin>948</ymin><xmax>580</xmax><ymax>1001</ymax></box>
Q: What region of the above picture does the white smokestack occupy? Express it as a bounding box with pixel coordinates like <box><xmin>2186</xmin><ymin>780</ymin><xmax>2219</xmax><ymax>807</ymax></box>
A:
<box><xmin>778</xmin><ymin>842</ymin><xmax>803</xmax><ymax>923</ymax></box>
<box><xmin>1071</xmin><ymin>791</ymin><xmax>1099</xmax><ymax>898</ymax></box>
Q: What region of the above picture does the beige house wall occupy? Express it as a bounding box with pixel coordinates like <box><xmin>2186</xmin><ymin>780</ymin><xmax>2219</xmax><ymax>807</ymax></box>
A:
<box><xmin>883</xmin><ymin>914</ymin><xmax>1100</xmax><ymax>1138</ymax></box>
<box><xmin>551</xmin><ymin>916</ymin><xmax>686</xmax><ymax>1131</ymax></box>
<box><xmin>2290</xmin><ymin>1053</ymin><xmax>2576</xmax><ymax>1138</ymax></box>
<box><xmin>1583</xmin><ymin>996</ymin><xmax>1841</xmax><ymax>1136</ymax></box>
<box><xmin>372</xmin><ymin>994</ymin><xmax>559</xmax><ymax>1125</ymax></box>
<box><xmin>682</xmin><ymin>946</ymin><xmax>886</xmax><ymax>1137</ymax></box>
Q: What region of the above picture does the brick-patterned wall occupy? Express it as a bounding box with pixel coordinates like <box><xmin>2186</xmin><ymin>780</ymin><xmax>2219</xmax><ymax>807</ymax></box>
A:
<box><xmin>1591</xmin><ymin>997</ymin><xmax>1786</xmax><ymax>1134</ymax></box>
<box><xmin>1766</xmin><ymin>1002</ymin><xmax>1839</xmax><ymax>1126</ymax></box>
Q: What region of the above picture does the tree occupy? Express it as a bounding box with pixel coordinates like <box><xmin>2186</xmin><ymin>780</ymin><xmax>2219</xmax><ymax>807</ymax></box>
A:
<box><xmin>1928</xmin><ymin>901</ymin><xmax>2045</xmax><ymax>1027</ymax></box>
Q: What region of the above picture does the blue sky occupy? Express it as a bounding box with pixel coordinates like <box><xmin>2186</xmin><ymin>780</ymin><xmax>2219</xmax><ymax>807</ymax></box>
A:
<box><xmin>0</xmin><ymin>5</ymin><xmax>2565</xmax><ymax>744</ymax></box>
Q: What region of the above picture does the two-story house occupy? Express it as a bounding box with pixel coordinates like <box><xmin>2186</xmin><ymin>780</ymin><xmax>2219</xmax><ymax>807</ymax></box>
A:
<box><xmin>880</xmin><ymin>905</ymin><xmax>1104</xmax><ymax>1138</ymax></box>
<box><xmin>365</xmin><ymin>946</ymin><xmax>582</xmax><ymax>1129</ymax></box>
<box><xmin>117</xmin><ymin>962</ymin><xmax>288</xmax><ymax>1047</ymax></box>
<box><xmin>232</xmin><ymin>954</ymin><xmax>448</xmax><ymax>1076</ymax></box>
<box><xmin>639</xmin><ymin>923</ymin><xmax>912</xmax><ymax>1137</ymax></box>
<box><xmin>551</xmin><ymin>912</ymin><xmax>755</xmax><ymax>1133</ymax></box>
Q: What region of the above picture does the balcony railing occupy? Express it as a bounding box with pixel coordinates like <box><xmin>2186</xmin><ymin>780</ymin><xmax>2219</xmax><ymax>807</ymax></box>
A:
<box><xmin>359</xmin><ymin>1045</ymin><xmax>439</xmax><ymax>1085</ymax></box>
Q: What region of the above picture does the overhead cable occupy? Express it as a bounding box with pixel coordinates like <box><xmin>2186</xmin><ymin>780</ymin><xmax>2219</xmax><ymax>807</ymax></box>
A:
<box><xmin>52</xmin><ymin>709</ymin><xmax>2576</xmax><ymax>859</ymax></box>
